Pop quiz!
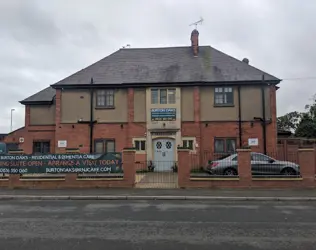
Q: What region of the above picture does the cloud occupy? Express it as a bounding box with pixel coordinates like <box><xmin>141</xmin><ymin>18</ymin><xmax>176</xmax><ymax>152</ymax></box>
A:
<box><xmin>0</xmin><ymin>0</ymin><xmax>314</xmax><ymax>132</ymax></box>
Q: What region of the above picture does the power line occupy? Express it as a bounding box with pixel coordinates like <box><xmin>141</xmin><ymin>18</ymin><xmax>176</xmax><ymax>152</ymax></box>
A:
<box><xmin>282</xmin><ymin>77</ymin><xmax>316</xmax><ymax>81</ymax></box>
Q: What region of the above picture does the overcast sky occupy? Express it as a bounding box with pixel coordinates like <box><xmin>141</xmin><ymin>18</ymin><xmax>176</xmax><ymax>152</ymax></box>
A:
<box><xmin>0</xmin><ymin>0</ymin><xmax>315</xmax><ymax>133</ymax></box>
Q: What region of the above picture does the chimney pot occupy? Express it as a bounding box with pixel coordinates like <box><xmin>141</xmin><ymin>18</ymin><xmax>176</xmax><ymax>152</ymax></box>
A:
<box><xmin>191</xmin><ymin>29</ymin><xmax>199</xmax><ymax>57</ymax></box>
<box><xmin>242</xmin><ymin>58</ymin><xmax>249</xmax><ymax>64</ymax></box>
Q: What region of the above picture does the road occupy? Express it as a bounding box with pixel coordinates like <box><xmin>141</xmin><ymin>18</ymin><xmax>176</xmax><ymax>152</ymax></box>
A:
<box><xmin>0</xmin><ymin>200</ymin><xmax>316</xmax><ymax>249</ymax></box>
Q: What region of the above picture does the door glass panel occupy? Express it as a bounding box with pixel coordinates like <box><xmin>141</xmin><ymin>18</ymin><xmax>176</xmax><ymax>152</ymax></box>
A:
<box><xmin>156</xmin><ymin>141</ymin><xmax>162</xmax><ymax>149</ymax></box>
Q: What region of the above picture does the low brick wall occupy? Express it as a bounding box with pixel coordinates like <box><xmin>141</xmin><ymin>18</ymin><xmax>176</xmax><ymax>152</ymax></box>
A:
<box><xmin>1</xmin><ymin>149</ymin><xmax>136</xmax><ymax>189</ymax></box>
<box><xmin>178</xmin><ymin>148</ymin><xmax>316</xmax><ymax>189</ymax></box>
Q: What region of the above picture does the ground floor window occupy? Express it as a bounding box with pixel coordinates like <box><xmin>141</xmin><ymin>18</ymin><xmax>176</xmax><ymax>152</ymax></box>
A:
<box><xmin>94</xmin><ymin>139</ymin><xmax>115</xmax><ymax>154</ymax></box>
<box><xmin>182</xmin><ymin>138</ymin><xmax>194</xmax><ymax>150</ymax></box>
<box><xmin>33</xmin><ymin>141</ymin><xmax>50</xmax><ymax>154</ymax></box>
<box><xmin>214</xmin><ymin>138</ymin><xmax>236</xmax><ymax>153</ymax></box>
<box><xmin>133</xmin><ymin>139</ymin><xmax>146</xmax><ymax>152</ymax></box>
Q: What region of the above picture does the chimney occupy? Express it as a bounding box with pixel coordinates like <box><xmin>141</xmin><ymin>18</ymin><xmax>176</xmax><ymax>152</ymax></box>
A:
<box><xmin>242</xmin><ymin>58</ymin><xmax>249</xmax><ymax>64</ymax></box>
<box><xmin>191</xmin><ymin>29</ymin><xmax>199</xmax><ymax>57</ymax></box>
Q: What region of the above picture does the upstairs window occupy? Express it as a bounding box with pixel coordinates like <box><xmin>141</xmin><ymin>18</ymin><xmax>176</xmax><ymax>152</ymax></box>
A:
<box><xmin>33</xmin><ymin>141</ymin><xmax>50</xmax><ymax>154</ymax></box>
<box><xmin>214</xmin><ymin>87</ymin><xmax>234</xmax><ymax>106</ymax></box>
<box><xmin>151</xmin><ymin>88</ymin><xmax>176</xmax><ymax>104</ymax></box>
<box><xmin>96</xmin><ymin>90</ymin><xmax>114</xmax><ymax>108</ymax></box>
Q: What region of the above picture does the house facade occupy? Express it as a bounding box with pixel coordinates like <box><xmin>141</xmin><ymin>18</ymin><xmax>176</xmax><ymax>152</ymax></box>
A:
<box><xmin>7</xmin><ymin>30</ymin><xmax>280</xmax><ymax>169</ymax></box>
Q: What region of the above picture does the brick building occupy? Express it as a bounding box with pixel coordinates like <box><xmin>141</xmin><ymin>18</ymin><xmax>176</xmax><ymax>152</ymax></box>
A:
<box><xmin>6</xmin><ymin>29</ymin><xmax>280</xmax><ymax>170</ymax></box>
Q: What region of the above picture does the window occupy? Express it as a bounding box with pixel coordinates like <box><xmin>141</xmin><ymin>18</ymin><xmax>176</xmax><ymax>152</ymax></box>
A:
<box><xmin>214</xmin><ymin>138</ymin><xmax>236</xmax><ymax>153</ymax></box>
<box><xmin>134</xmin><ymin>139</ymin><xmax>146</xmax><ymax>151</ymax></box>
<box><xmin>151</xmin><ymin>88</ymin><xmax>176</xmax><ymax>104</ymax></box>
<box><xmin>94</xmin><ymin>139</ymin><xmax>115</xmax><ymax>154</ymax></box>
<box><xmin>33</xmin><ymin>141</ymin><xmax>50</xmax><ymax>154</ymax></box>
<box><xmin>214</xmin><ymin>87</ymin><xmax>234</xmax><ymax>106</ymax></box>
<box><xmin>251</xmin><ymin>153</ymin><xmax>272</xmax><ymax>162</ymax></box>
<box><xmin>96</xmin><ymin>90</ymin><xmax>114</xmax><ymax>108</ymax></box>
<box><xmin>168</xmin><ymin>89</ymin><xmax>176</xmax><ymax>104</ymax></box>
<box><xmin>182</xmin><ymin>139</ymin><xmax>194</xmax><ymax>150</ymax></box>
<box><xmin>151</xmin><ymin>89</ymin><xmax>159</xmax><ymax>104</ymax></box>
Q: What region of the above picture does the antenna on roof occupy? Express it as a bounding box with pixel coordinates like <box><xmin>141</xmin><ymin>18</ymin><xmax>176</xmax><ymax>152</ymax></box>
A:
<box><xmin>122</xmin><ymin>44</ymin><xmax>131</xmax><ymax>49</ymax></box>
<box><xmin>189</xmin><ymin>17</ymin><xmax>204</xmax><ymax>29</ymax></box>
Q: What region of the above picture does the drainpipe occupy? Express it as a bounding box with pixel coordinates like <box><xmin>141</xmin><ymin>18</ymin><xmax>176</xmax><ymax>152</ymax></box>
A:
<box><xmin>261</xmin><ymin>75</ymin><xmax>267</xmax><ymax>154</ymax></box>
<box><xmin>237</xmin><ymin>86</ymin><xmax>242</xmax><ymax>148</ymax></box>
<box><xmin>89</xmin><ymin>78</ymin><xmax>94</xmax><ymax>153</ymax></box>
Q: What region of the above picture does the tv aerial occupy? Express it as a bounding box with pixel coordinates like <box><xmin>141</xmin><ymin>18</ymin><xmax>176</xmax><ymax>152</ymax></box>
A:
<box><xmin>189</xmin><ymin>17</ymin><xmax>204</xmax><ymax>29</ymax></box>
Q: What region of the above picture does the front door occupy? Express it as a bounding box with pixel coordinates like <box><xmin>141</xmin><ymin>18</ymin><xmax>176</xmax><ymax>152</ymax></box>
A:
<box><xmin>153</xmin><ymin>139</ymin><xmax>175</xmax><ymax>172</ymax></box>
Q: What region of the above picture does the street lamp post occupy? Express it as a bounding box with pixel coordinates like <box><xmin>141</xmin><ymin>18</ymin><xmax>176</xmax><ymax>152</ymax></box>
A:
<box><xmin>10</xmin><ymin>108</ymin><xmax>15</xmax><ymax>132</ymax></box>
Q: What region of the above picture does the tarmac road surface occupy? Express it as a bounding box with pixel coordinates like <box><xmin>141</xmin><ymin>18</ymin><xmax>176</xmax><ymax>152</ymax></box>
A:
<box><xmin>0</xmin><ymin>200</ymin><xmax>316</xmax><ymax>249</ymax></box>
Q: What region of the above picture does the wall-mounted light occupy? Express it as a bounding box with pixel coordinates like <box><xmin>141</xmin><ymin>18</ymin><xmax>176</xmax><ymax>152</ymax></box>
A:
<box><xmin>205</xmin><ymin>123</ymin><xmax>208</xmax><ymax>127</ymax></box>
<box><xmin>163</xmin><ymin>123</ymin><xmax>166</xmax><ymax>127</ymax></box>
<box><xmin>72</xmin><ymin>125</ymin><xmax>75</xmax><ymax>129</ymax></box>
<box><xmin>250</xmin><ymin>121</ymin><xmax>254</xmax><ymax>128</ymax></box>
<box><xmin>120</xmin><ymin>124</ymin><xmax>124</xmax><ymax>129</ymax></box>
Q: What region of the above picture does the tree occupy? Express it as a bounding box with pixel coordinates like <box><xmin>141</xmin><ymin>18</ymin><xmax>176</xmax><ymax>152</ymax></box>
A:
<box><xmin>277</xmin><ymin>111</ymin><xmax>302</xmax><ymax>132</ymax></box>
<box><xmin>295</xmin><ymin>113</ymin><xmax>316</xmax><ymax>138</ymax></box>
<box><xmin>277</xmin><ymin>94</ymin><xmax>316</xmax><ymax>138</ymax></box>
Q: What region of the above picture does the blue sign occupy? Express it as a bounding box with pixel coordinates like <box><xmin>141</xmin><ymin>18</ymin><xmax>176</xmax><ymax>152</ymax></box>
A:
<box><xmin>151</xmin><ymin>108</ymin><xmax>176</xmax><ymax>121</ymax></box>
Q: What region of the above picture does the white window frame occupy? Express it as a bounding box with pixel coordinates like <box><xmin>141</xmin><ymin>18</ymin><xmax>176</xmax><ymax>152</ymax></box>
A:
<box><xmin>151</xmin><ymin>88</ymin><xmax>176</xmax><ymax>104</ymax></box>
<box><xmin>181</xmin><ymin>137</ymin><xmax>196</xmax><ymax>153</ymax></box>
<box><xmin>133</xmin><ymin>138</ymin><xmax>146</xmax><ymax>153</ymax></box>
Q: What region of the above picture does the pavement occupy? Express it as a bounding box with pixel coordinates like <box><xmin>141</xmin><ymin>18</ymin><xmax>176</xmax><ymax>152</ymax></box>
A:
<box><xmin>0</xmin><ymin>188</ymin><xmax>316</xmax><ymax>201</ymax></box>
<box><xmin>1</xmin><ymin>199</ymin><xmax>316</xmax><ymax>249</ymax></box>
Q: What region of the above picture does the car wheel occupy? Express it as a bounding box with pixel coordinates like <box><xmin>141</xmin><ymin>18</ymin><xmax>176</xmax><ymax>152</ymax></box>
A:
<box><xmin>223</xmin><ymin>168</ymin><xmax>238</xmax><ymax>176</ymax></box>
<box><xmin>281</xmin><ymin>168</ymin><xmax>296</xmax><ymax>176</ymax></box>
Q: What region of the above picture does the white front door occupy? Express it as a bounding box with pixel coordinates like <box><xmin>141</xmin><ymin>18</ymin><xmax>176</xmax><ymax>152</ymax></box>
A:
<box><xmin>153</xmin><ymin>139</ymin><xmax>175</xmax><ymax>172</ymax></box>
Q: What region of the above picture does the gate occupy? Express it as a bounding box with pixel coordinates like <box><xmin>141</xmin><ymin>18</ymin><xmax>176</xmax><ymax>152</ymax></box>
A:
<box><xmin>135</xmin><ymin>161</ymin><xmax>178</xmax><ymax>188</ymax></box>
<box><xmin>135</xmin><ymin>138</ymin><xmax>178</xmax><ymax>188</ymax></box>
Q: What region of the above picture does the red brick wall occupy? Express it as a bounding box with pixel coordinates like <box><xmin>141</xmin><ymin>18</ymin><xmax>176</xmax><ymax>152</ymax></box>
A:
<box><xmin>182</xmin><ymin>84</ymin><xmax>278</xmax><ymax>165</ymax></box>
<box><xmin>8</xmin><ymin>84</ymin><xmax>277</xmax><ymax>156</ymax></box>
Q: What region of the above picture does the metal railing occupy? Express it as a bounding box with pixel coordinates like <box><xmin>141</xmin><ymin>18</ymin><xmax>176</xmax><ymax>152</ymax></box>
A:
<box><xmin>135</xmin><ymin>160</ymin><xmax>178</xmax><ymax>188</ymax></box>
<box><xmin>252</xmin><ymin>152</ymin><xmax>300</xmax><ymax>178</ymax></box>
<box><xmin>190</xmin><ymin>152</ymin><xmax>239</xmax><ymax>178</ymax></box>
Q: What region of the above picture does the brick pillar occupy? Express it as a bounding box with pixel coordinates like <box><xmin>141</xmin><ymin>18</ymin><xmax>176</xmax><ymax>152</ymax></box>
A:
<box><xmin>55</xmin><ymin>89</ymin><xmax>62</xmax><ymax>153</ymax></box>
<box><xmin>122</xmin><ymin>149</ymin><xmax>136</xmax><ymax>187</ymax></box>
<box><xmin>9</xmin><ymin>174</ymin><xmax>21</xmax><ymax>189</ymax></box>
<box><xmin>65</xmin><ymin>174</ymin><xmax>77</xmax><ymax>187</ymax></box>
<box><xmin>298</xmin><ymin>148</ymin><xmax>315</xmax><ymax>186</ymax></box>
<box><xmin>178</xmin><ymin>149</ymin><xmax>191</xmax><ymax>188</ymax></box>
<box><xmin>237</xmin><ymin>149</ymin><xmax>252</xmax><ymax>187</ymax></box>
<box><xmin>126</xmin><ymin>88</ymin><xmax>134</xmax><ymax>148</ymax></box>
<box><xmin>193</xmin><ymin>87</ymin><xmax>202</xmax><ymax>166</ymax></box>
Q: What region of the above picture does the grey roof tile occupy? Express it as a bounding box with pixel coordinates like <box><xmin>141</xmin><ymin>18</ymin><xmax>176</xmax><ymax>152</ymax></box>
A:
<box><xmin>21</xmin><ymin>46</ymin><xmax>280</xmax><ymax>103</ymax></box>
<box><xmin>20</xmin><ymin>86</ymin><xmax>55</xmax><ymax>104</ymax></box>
<box><xmin>52</xmin><ymin>46</ymin><xmax>280</xmax><ymax>86</ymax></box>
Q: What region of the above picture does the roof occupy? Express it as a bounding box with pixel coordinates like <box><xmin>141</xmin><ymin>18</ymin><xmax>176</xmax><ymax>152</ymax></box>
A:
<box><xmin>20</xmin><ymin>87</ymin><xmax>55</xmax><ymax>105</ymax></box>
<box><xmin>20</xmin><ymin>45</ymin><xmax>281</xmax><ymax>104</ymax></box>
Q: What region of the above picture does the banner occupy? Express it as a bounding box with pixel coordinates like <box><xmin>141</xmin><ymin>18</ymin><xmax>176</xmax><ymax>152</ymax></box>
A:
<box><xmin>0</xmin><ymin>153</ymin><xmax>122</xmax><ymax>174</ymax></box>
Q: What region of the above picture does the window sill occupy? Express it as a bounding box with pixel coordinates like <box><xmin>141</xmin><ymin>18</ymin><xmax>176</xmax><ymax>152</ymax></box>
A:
<box><xmin>135</xmin><ymin>151</ymin><xmax>146</xmax><ymax>154</ymax></box>
<box><xmin>213</xmin><ymin>104</ymin><xmax>235</xmax><ymax>108</ymax></box>
<box><xmin>95</xmin><ymin>106</ymin><xmax>115</xmax><ymax>110</ymax></box>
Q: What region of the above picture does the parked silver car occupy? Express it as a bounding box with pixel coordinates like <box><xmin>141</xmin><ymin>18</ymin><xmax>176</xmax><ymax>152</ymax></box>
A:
<box><xmin>205</xmin><ymin>152</ymin><xmax>300</xmax><ymax>176</ymax></box>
